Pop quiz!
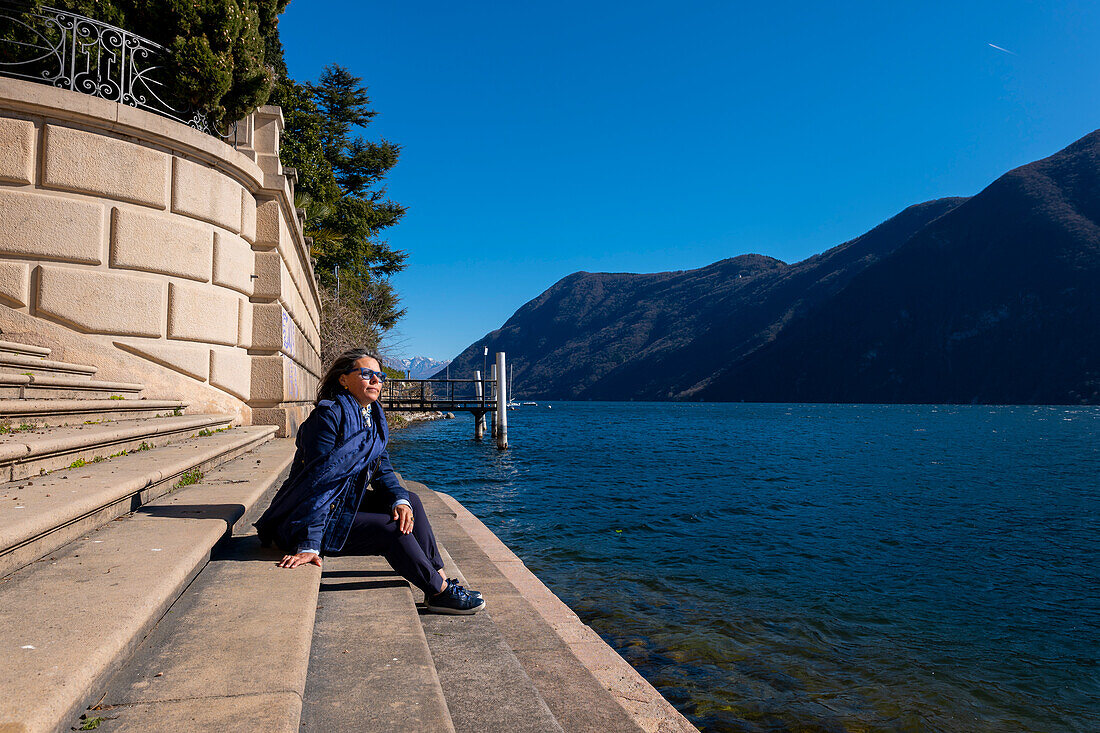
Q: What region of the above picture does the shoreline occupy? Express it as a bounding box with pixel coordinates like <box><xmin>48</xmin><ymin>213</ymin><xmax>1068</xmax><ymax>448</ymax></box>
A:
<box><xmin>388</xmin><ymin>410</ymin><xmax>452</xmax><ymax>430</ymax></box>
<box><xmin>426</xmin><ymin>484</ymin><xmax>697</xmax><ymax>733</ymax></box>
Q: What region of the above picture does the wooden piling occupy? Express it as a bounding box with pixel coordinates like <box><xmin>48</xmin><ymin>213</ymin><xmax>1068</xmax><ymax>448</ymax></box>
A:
<box><xmin>473</xmin><ymin>371</ymin><xmax>485</xmax><ymax>440</ymax></box>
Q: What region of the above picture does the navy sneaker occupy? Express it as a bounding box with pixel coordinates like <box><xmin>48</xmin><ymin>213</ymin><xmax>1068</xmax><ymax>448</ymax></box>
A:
<box><xmin>426</xmin><ymin>582</ymin><xmax>485</xmax><ymax>615</ymax></box>
<box><xmin>424</xmin><ymin>579</ymin><xmax>482</xmax><ymax>605</ymax></box>
<box><xmin>451</xmin><ymin>578</ymin><xmax>482</xmax><ymax>600</ymax></box>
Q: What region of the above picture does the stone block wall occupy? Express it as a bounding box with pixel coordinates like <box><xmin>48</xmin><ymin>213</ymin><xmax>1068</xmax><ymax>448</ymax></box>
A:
<box><xmin>0</xmin><ymin>78</ymin><xmax>322</xmax><ymax>435</ymax></box>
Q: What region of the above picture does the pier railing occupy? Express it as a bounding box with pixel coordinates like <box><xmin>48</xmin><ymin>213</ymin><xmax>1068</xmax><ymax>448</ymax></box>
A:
<box><xmin>382</xmin><ymin>352</ymin><xmax>510</xmax><ymax>448</ymax></box>
<box><xmin>380</xmin><ymin>378</ymin><xmax>497</xmax><ymax>412</ymax></box>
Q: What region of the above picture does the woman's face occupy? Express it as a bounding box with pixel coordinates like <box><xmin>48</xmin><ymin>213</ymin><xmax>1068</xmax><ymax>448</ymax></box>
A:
<box><xmin>338</xmin><ymin>356</ymin><xmax>384</xmax><ymax>406</ymax></box>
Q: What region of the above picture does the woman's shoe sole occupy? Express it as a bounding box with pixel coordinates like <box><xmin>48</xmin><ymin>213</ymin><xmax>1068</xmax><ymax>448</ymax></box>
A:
<box><xmin>426</xmin><ymin>598</ymin><xmax>487</xmax><ymax>615</ymax></box>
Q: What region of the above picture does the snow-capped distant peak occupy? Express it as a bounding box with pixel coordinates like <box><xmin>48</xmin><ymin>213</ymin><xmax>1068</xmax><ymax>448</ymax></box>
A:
<box><xmin>387</xmin><ymin>356</ymin><xmax>451</xmax><ymax>379</ymax></box>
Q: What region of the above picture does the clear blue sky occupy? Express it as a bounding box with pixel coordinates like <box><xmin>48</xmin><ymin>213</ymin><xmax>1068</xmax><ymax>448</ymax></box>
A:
<box><xmin>279</xmin><ymin>1</ymin><xmax>1100</xmax><ymax>361</ymax></box>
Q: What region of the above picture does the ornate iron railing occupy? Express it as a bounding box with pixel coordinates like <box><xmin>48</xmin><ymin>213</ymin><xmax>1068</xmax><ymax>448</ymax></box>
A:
<box><xmin>0</xmin><ymin>2</ymin><xmax>224</xmax><ymax>137</ymax></box>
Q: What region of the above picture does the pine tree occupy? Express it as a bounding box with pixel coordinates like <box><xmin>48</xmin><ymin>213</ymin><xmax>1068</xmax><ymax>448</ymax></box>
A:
<box><xmin>275</xmin><ymin>64</ymin><xmax>408</xmax><ymax>345</ymax></box>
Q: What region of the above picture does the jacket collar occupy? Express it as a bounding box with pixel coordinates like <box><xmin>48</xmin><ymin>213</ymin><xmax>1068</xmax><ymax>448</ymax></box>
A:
<box><xmin>333</xmin><ymin>392</ymin><xmax>388</xmax><ymax>444</ymax></box>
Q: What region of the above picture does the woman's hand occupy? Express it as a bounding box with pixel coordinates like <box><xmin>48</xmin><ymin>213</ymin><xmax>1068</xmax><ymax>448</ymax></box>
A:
<box><xmin>277</xmin><ymin>551</ymin><xmax>322</xmax><ymax>569</ymax></box>
<box><xmin>393</xmin><ymin>504</ymin><xmax>414</xmax><ymax>535</ymax></box>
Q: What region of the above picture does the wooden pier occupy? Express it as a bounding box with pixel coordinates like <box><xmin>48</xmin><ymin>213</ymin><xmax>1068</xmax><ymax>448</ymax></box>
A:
<box><xmin>380</xmin><ymin>378</ymin><xmax>496</xmax><ymax>413</ymax></box>
<box><xmin>380</xmin><ymin>352</ymin><xmax>509</xmax><ymax>448</ymax></box>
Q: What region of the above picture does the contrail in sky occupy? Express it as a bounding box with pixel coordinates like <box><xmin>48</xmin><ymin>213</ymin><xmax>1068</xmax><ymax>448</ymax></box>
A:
<box><xmin>988</xmin><ymin>43</ymin><xmax>1017</xmax><ymax>55</ymax></box>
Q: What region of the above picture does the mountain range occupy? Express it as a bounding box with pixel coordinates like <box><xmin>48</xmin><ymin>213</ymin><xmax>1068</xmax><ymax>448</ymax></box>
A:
<box><xmin>389</xmin><ymin>356</ymin><xmax>451</xmax><ymax>380</ymax></box>
<box><xmin>438</xmin><ymin>130</ymin><xmax>1100</xmax><ymax>404</ymax></box>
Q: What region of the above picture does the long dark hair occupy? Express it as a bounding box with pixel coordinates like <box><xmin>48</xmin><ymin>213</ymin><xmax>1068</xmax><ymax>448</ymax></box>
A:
<box><xmin>317</xmin><ymin>347</ymin><xmax>383</xmax><ymax>403</ymax></box>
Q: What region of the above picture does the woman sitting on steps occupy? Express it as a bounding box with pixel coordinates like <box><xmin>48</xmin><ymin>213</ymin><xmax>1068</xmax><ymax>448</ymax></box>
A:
<box><xmin>255</xmin><ymin>347</ymin><xmax>485</xmax><ymax>615</ymax></box>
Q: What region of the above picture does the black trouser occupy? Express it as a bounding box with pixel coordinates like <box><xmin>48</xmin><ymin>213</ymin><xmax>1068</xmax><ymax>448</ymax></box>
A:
<box><xmin>333</xmin><ymin>490</ymin><xmax>445</xmax><ymax>595</ymax></box>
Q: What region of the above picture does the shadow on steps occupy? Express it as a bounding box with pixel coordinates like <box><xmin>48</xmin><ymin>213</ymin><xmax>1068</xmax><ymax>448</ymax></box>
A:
<box><xmin>319</xmin><ymin>563</ymin><xmax>411</xmax><ymax>592</ymax></box>
<box><xmin>320</xmin><ymin>577</ymin><xmax>409</xmax><ymax>592</ymax></box>
<box><xmin>319</xmin><ymin>567</ymin><xmax>396</xmax><ymax>578</ymax></box>
<box><xmin>137</xmin><ymin>502</ymin><xmax>246</xmax><ymax>522</ymax></box>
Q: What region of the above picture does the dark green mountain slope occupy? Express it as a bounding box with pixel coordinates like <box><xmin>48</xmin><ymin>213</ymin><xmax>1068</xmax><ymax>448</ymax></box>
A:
<box><xmin>702</xmin><ymin>131</ymin><xmax>1100</xmax><ymax>404</ymax></box>
<box><xmin>440</xmin><ymin>198</ymin><xmax>964</xmax><ymax>400</ymax></box>
<box><xmin>441</xmin><ymin>129</ymin><xmax>1100</xmax><ymax>405</ymax></box>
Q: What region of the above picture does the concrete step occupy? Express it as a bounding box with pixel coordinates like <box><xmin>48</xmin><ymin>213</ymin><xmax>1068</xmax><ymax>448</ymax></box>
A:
<box><xmin>0</xmin><ymin>351</ymin><xmax>97</xmax><ymax>377</ymax></box>
<box><xmin>0</xmin><ymin>373</ymin><xmax>144</xmax><ymax>400</ymax></box>
<box><xmin>0</xmin><ymin>399</ymin><xmax>188</xmax><ymax>427</ymax></box>
<box><xmin>84</xmin><ymin>530</ymin><xmax>318</xmax><ymax>733</ymax></box>
<box><xmin>0</xmin><ymin>425</ymin><xmax>277</xmax><ymax>578</ymax></box>
<box><xmin>299</xmin><ymin>555</ymin><xmax>456</xmax><ymax>732</ymax></box>
<box><xmin>418</xmin><ymin>552</ymin><xmax>564</xmax><ymax>732</ymax></box>
<box><xmin>0</xmin><ymin>438</ymin><xmax>295</xmax><ymax>733</ymax></box>
<box><xmin>418</xmin><ymin>485</ymin><xmax>679</xmax><ymax>733</ymax></box>
<box><xmin>0</xmin><ymin>414</ymin><xmax>234</xmax><ymax>481</ymax></box>
<box><xmin>0</xmin><ymin>339</ymin><xmax>50</xmax><ymax>358</ymax></box>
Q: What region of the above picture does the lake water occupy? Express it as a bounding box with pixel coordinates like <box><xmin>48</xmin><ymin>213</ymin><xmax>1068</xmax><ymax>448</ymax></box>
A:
<box><xmin>387</xmin><ymin>403</ymin><xmax>1099</xmax><ymax>732</ymax></box>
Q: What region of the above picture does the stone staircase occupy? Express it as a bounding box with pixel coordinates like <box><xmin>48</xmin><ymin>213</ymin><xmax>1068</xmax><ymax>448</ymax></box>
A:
<box><xmin>0</xmin><ymin>339</ymin><xmax>694</xmax><ymax>733</ymax></box>
<box><xmin>0</xmin><ymin>339</ymin><xmax>287</xmax><ymax>731</ymax></box>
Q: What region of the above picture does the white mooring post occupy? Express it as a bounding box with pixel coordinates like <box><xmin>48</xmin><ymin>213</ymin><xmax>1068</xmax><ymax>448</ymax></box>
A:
<box><xmin>490</xmin><ymin>364</ymin><xmax>498</xmax><ymax>438</ymax></box>
<box><xmin>473</xmin><ymin>370</ymin><xmax>485</xmax><ymax>440</ymax></box>
<box><xmin>496</xmin><ymin>351</ymin><xmax>508</xmax><ymax>449</ymax></box>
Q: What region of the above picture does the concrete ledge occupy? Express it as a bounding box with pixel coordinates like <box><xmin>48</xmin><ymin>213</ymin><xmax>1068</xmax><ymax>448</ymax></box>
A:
<box><xmin>0</xmin><ymin>352</ymin><xmax>97</xmax><ymax>376</ymax></box>
<box><xmin>428</xmin><ymin>488</ymin><xmax>698</xmax><ymax>733</ymax></box>
<box><xmin>0</xmin><ymin>373</ymin><xmax>143</xmax><ymax>391</ymax></box>
<box><xmin>0</xmin><ymin>399</ymin><xmax>187</xmax><ymax>426</ymax></box>
<box><xmin>417</xmin><ymin>562</ymin><xmax>565</xmax><ymax>733</ymax></box>
<box><xmin>0</xmin><ymin>438</ymin><xmax>295</xmax><ymax>733</ymax></box>
<box><xmin>91</xmin><ymin>534</ymin><xmax>316</xmax><ymax>733</ymax></box>
<box><xmin>12</xmin><ymin>386</ymin><xmax>143</xmax><ymax>400</ymax></box>
<box><xmin>0</xmin><ymin>77</ymin><xmax>265</xmax><ymax>192</ymax></box>
<box><xmin>0</xmin><ymin>339</ymin><xmax>50</xmax><ymax>358</ymax></box>
<box><xmin>0</xmin><ymin>413</ymin><xmax>228</xmax><ymax>461</ymax></box>
<box><xmin>301</xmin><ymin>555</ymin><xmax>456</xmax><ymax>732</ymax></box>
<box><xmin>81</xmin><ymin>692</ymin><xmax>302</xmax><ymax>733</ymax></box>
<box><xmin>0</xmin><ymin>413</ymin><xmax>234</xmax><ymax>480</ymax></box>
<box><xmin>0</xmin><ymin>425</ymin><xmax>277</xmax><ymax>577</ymax></box>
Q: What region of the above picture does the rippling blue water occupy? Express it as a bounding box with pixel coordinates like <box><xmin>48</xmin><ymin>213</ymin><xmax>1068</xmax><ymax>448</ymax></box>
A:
<box><xmin>388</xmin><ymin>403</ymin><xmax>1100</xmax><ymax>732</ymax></box>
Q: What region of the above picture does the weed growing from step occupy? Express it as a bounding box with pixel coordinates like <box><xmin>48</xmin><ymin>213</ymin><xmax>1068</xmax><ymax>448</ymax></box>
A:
<box><xmin>195</xmin><ymin>426</ymin><xmax>232</xmax><ymax>437</ymax></box>
<box><xmin>1</xmin><ymin>422</ymin><xmax>38</xmax><ymax>434</ymax></box>
<box><xmin>78</xmin><ymin>714</ymin><xmax>107</xmax><ymax>730</ymax></box>
<box><xmin>175</xmin><ymin>468</ymin><xmax>203</xmax><ymax>488</ymax></box>
<box><xmin>62</xmin><ymin>443</ymin><xmax>153</xmax><ymax>470</ymax></box>
<box><xmin>173</xmin><ymin>407</ymin><xmax>183</xmax><ymax>416</ymax></box>
<box><xmin>108</xmin><ymin>395</ymin><xmax>124</xmax><ymax>400</ymax></box>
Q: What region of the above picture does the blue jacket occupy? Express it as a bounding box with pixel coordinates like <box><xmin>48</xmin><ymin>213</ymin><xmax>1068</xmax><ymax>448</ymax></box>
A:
<box><xmin>254</xmin><ymin>393</ymin><xmax>408</xmax><ymax>555</ymax></box>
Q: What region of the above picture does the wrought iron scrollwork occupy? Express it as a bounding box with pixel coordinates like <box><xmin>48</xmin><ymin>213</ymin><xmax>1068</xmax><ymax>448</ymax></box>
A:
<box><xmin>0</xmin><ymin>2</ymin><xmax>228</xmax><ymax>138</ymax></box>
